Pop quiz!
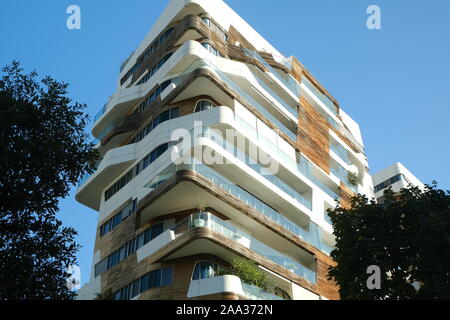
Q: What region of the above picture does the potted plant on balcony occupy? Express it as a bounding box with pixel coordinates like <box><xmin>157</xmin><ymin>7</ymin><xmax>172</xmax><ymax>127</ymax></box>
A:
<box><xmin>347</xmin><ymin>171</ymin><xmax>359</xmax><ymax>187</ymax></box>
<box><xmin>193</xmin><ymin>211</ymin><xmax>207</xmax><ymax>228</ymax></box>
<box><xmin>219</xmin><ymin>258</ymin><xmax>270</xmax><ymax>289</ymax></box>
<box><xmin>193</xmin><ymin>217</ymin><xmax>206</xmax><ymax>228</ymax></box>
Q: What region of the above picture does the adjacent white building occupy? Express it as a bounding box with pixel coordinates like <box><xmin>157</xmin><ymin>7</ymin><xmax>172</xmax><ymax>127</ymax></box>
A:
<box><xmin>372</xmin><ymin>162</ymin><xmax>424</xmax><ymax>202</ymax></box>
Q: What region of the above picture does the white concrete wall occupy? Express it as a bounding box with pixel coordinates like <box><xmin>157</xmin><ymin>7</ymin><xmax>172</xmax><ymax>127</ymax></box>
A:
<box><xmin>373</xmin><ymin>162</ymin><xmax>424</xmax><ymax>199</ymax></box>
<box><xmin>136</xmin><ymin>229</ymin><xmax>176</xmax><ymax>263</ymax></box>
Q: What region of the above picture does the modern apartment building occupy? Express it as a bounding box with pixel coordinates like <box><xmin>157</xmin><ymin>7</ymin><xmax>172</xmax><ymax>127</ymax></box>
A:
<box><xmin>76</xmin><ymin>0</ymin><xmax>374</xmax><ymax>300</ymax></box>
<box><xmin>372</xmin><ymin>162</ymin><xmax>424</xmax><ymax>203</ymax></box>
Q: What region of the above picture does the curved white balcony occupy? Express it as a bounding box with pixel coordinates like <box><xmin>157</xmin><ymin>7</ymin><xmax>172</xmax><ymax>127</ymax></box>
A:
<box><xmin>75</xmin><ymin>144</ymin><xmax>137</xmax><ymax>210</ymax></box>
<box><xmin>187</xmin><ymin>275</ymin><xmax>284</xmax><ymax>300</ymax></box>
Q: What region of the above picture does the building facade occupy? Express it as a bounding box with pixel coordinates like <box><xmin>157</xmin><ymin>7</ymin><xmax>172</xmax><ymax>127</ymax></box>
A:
<box><xmin>76</xmin><ymin>0</ymin><xmax>374</xmax><ymax>300</ymax></box>
<box><xmin>372</xmin><ymin>162</ymin><xmax>424</xmax><ymax>203</ymax></box>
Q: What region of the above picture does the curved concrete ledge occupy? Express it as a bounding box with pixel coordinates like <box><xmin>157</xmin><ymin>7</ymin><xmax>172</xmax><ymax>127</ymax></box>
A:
<box><xmin>75</xmin><ymin>143</ymin><xmax>137</xmax><ymax>210</ymax></box>
<box><xmin>187</xmin><ymin>275</ymin><xmax>246</xmax><ymax>299</ymax></box>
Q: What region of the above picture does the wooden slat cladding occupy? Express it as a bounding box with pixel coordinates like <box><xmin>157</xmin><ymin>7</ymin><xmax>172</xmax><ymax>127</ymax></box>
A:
<box><xmin>298</xmin><ymin>96</ymin><xmax>330</xmax><ymax>174</ymax></box>
<box><xmin>102</xmin><ymin>67</ymin><xmax>229</xmax><ymax>146</ymax></box>
<box><xmin>288</xmin><ymin>56</ymin><xmax>340</xmax><ymax>112</ymax></box>
<box><xmin>316</xmin><ymin>254</ymin><xmax>340</xmax><ymax>300</ymax></box>
<box><xmin>258</xmin><ymin>51</ymin><xmax>291</xmax><ymax>74</ymax></box>
<box><xmin>227</xmin><ymin>44</ymin><xmax>268</xmax><ymax>73</ymax></box>
<box><xmin>289</xmin><ymin>57</ymin><xmax>304</xmax><ymax>84</ymax></box>
<box><xmin>129</xmin><ymin>14</ymin><xmax>230</xmax><ymax>87</ymax></box>
<box><xmin>227</xmin><ymin>25</ymin><xmax>256</xmax><ymax>51</ymax></box>
<box><xmin>94</xmin><ymin>210</ymin><xmax>138</xmax><ymax>258</ymax></box>
<box><xmin>329</xmin><ymin>125</ymin><xmax>361</xmax><ymax>154</ymax></box>
<box><xmin>339</xmin><ymin>182</ymin><xmax>354</xmax><ymax>209</ymax></box>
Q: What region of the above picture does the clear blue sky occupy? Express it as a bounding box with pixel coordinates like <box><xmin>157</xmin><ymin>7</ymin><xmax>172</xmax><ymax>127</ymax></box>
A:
<box><xmin>1</xmin><ymin>0</ymin><xmax>449</xmax><ymax>285</ymax></box>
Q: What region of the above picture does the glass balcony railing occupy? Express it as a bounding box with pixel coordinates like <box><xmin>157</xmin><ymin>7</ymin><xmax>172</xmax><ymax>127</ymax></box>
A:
<box><xmin>77</xmin><ymin>161</ymin><xmax>100</xmax><ymax>187</ymax></box>
<box><xmin>241</xmin><ymin>282</ymin><xmax>285</xmax><ymax>300</ymax></box>
<box><xmin>198</xmin><ymin>127</ymin><xmax>312</xmax><ymax>210</ymax></box>
<box><xmin>253</xmin><ymin>75</ymin><xmax>298</xmax><ymax>118</ymax></box>
<box><xmin>78</xmin><ymin>172</ymin><xmax>91</xmax><ymax>187</ymax></box>
<box><xmin>172</xmin><ymin>59</ymin><xmax>297</xmax><ymax>141</ymax></box>
<box><xmin>93</xmin><ymin>104</ymin><xmax>107</xmax><ymax>123</ymax></box>
<box><xmin>233</xmin><ymin>114</ymin><xmax>340</xmax><ymax>201</ymax></box>
<box><xmin>188</xmin><ymin>212</ymin><xmax>316</xmax><ymax>284</ymax></box>
<box><xmin>301</xmin><ymin>76</ymin><xmax>338</xmax><ymax>116</ymax></box>
<box><xmin>327</xmin><ymin>115</ymin><xmax>365</xmax><ymax>153</ymax></box>
<box><xmin>331</xmin><ymin>165</ymin><xmax>358</xmax><ymax>193</ymax></box>
<box><xmin>96</xmin><ymin>119</ymin><xmax>119</xmax><ymax>142</ymax></box>
<box><xmin>330</xmin><ymin>143</ymin><xmax>351</xmax><ymax>165</ymax></box>
<box><xmin>243</xmin><ymin>48</ymin><xmax>302</xmax><ymax>98</ymax></box>
<box><xmin>146</xmin><ymin>158</ymin><xmax>333</xmax><ymax>255</ymax></box>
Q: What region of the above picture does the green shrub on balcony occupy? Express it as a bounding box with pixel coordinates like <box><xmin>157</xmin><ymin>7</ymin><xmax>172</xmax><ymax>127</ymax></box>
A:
<box><xmin>347</xmin><ymin>171</ymin><xmax>359</xmax><ymax>187</ymax></box>
<box><xmin>216</xmin><ymin>257</ymin><xmax>271</xmax><ymax>291</ymax></box>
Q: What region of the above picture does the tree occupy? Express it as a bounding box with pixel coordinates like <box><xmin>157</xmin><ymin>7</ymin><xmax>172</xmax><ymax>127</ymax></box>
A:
<box><xmin>0</xmin><ymin>61</ymin><xmax>97</xmax><ymax>299</ymax></box>
<box><xmin>327</xmin><ymin>183</ymin><xmax>450</xmax><ymax>300</ymax></box>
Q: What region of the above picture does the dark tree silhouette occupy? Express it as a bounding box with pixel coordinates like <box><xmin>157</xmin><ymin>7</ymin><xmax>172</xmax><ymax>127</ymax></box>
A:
<box><xmin>0</xmin><ymin>61</ymin><xmax>97</xmax><ymax>299</ymax></box>
<box><xmin>328</xmin><ymin>183</ymin><xmax>450</xmax><ymax>300</ymax></box>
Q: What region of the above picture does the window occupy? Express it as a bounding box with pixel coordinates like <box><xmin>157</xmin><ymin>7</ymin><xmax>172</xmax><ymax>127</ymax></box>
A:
<box><xmin>94</xmin><ymin>259</ymin><xmax>107</xmax><ymax>277</ymax></box>
<box><xmin>122</xmin><ymin>26</ymin><xmax>174</xmax><ymax>87</ymax></box>
<box><xmin>202</xmin><ymin>17</ymin><xmax>211</xmax><ymax>27</ymax></box>
<box><xmin>137</xmin><ymin>80</ymin><xmax>173</xmax><ymax>113</ymax></box>
<box><xmin>201</xmin><ymin>42</ymin><xmax>222</xmax><ymax>57</ymax></box>
<box><xmin>374</xmin><ymin>174</ymin><xmax>405</xmax><ymax>193</ymax></box>
<box><xmin>132</xmin><ymin>107</ymin><xmax>180</xmax><ymax>144</ymax></box>
<box><xmin>162</xmin><ymin>266</ymin><xmax>173</xmax><ymax>286</ymax></box>
<box><xmin>144</xmin><ymin>222</ymin><xmax>165</xmax><ymax>243</ymax></box>
<box><xmin>149</xmin><ymin>269</ymin><xmax>162</xmax><ymax>288</ymax></box>
<box><xmin>104</xmin><ymin>143</ymin><xmax>173</xmax><ymax>201</ymax></box>
<box><xmin>194</xmin><ymin>100</ymin><xmax>216</xmax><ymax>113</ymax></box>
<box><xmin>140</xmin><ymin>274</ymin><xmax>149</xmax><ymax>292</ymax></box>
<box><xmin>201</xmin><ymin>17</ymin><xmax>227</xmax><ymax>42</ymax></box>
<box><xmin>192</xmin><ymin>261</ymin><xmax>218</xmax><ymax>280</ymax></box>
<box><xmin>137</xmin><ymin>53</ymin><xmax>173</xmax><ymax>85</ymax></box>
<box><xmin>95</xmin><ymin>220</ymin><xmax>173</xmax><ymax>277</ymax></box>
<box><xmin>100</xmin><ymin>199</ymin><xmax>138</xmax><ymax>237</ymax></box>
<box><xmin>136</xmin><ymin>233</ymin><xmax>145</xmax><ymax>249</ymax></box>
<box><xmin>114</xmin><ymin>266</ymin><xmax>173</xmax><ymax>300</ymax></box>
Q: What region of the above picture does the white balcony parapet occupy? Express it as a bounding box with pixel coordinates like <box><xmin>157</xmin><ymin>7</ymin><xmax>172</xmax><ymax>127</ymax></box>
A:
<box><xmin>187</xmin><ymin>275</ymin><xmax>284</xmax><ymax>300</ymax></box>
<box><xmin>136</xmin><ymin>229</ymin><xmax>176</xmax><ymax>263</ymax></box>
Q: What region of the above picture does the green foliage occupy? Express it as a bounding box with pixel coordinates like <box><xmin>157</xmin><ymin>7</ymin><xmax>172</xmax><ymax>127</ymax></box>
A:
<box><xmin>0</xmin><ymin>61</ymin><xmax>98</xmax><ymax>299</ymax></box>
<box><xmin>347</xmin><ymin>171</ymin><xmax>359</xmax><ymax>186</ymax></box>
<box><xmin>95</xmin><ymin>289</ymin><xmax>114</xmax><ymax>300</ymax></box>
<box><xmin>327</xmin><ymin>183</ymin><xmax>450</xmax><ymax>300</ymax></box>
<box><xmin>217</xmin><ymin>258</ymin><xmax>271</xmax><ymax>290</ymax></box>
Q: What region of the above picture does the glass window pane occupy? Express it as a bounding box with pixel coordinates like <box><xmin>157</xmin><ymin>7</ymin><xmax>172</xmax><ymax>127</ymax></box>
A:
<box><xmin>170</xmin><ymin>108</ymin><xmax>179</xmax><ymax>119</ymax></box>
<box><xmin>162</xmin><ymin>267</ymin><xmax>173</xmax><ymax>286</ymax></box>
<box><xmin>136</xmin><ymin>233</ymin><xmax>145</xmax><ymax>249</ymax></box>
<box><xmin>192</xmin><ymin>263</ymin><xmax>200</xmax><ymax>280</ymax></box>
<box><xmin>140</xmin><ymin>274</ymin><xmax>149</xmax><ymax>292</ymax></box>
<box><xmin>148</xmin><ymin>271</ymin><xmax>156</xmax><ymax>289</ymax></box>
<box><xmin>151</xmin><ymin>223</ymin><xmax>164</xmax><ymax>240</ymax></box>
<box><xmin>159</xmin><ymin>110</ymin><xmax>170</xmax><ymax>123</ymax></box>
<box><xmin>144</xmin><ymin>229</ymin><xmax>152</xmax><ymax>244</ymax></box>
<box><xmin>153</xmin><ymin>269</ymin><xmax>161</xmax><ymax>287</ymax></box>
